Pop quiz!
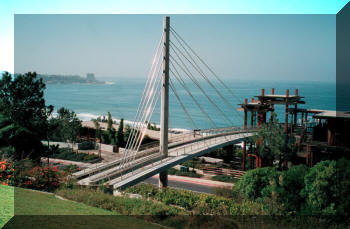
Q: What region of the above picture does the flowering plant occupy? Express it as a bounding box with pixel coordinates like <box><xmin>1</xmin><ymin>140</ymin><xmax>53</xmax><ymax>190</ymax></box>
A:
<box><xmin>26</xmin><ymin>165</ymin><xmax>61</xmax><ymax>191</ymax></box>
<box><xmin>0</xmin><ymin>160</ymin><xmax>62</xmax><ymax>191</ymax></box>
<box><xmin>0</xmin><ymin>160</ymin><xmax>16</xmax><ymax>186</ymax></box>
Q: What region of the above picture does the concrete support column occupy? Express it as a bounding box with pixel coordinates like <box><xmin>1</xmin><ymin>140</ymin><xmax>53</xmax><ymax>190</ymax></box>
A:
<box><xmin>159</xmin><ymin>16</ymin><xmax>170</xmax><ymax>188</ymax></box>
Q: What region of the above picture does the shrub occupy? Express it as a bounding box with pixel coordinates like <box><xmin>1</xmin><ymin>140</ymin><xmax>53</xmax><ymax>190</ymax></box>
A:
<box><xmin>0</xmin><ymin>160</ymin><xmax>16</xmax><ymax>186</ymax></box>
<box><xmin>77</xmin><ymin>141</ymin><xmax>96</xmax><ymax>150</ymax></box>
<box><xmin>51</xmin><ymin>148</ymin><xmax>101</xmax><ymax>162</ymax></box>
<box><xmin>167</xmin><ymin>167</ymin><xmax>202</xmax><ymax>178</ymax></box>
<box><xmin>212</xmin><ymin>175</ymin><xmax>238</xmax><ymax>183</ymax></box>
<box><xmin>126</xmin><ymin>184</ymin><xmax>264</xmax><ymax>215</ymax></box>
<box><xmin>270</xmin><ymin>164</ymin><xmax>309</xmax><ymax>213</ymax></box>
<box><xmin>56</xmin><ymin>187</ymin><xmax>187</xmax><ymax>216</ymax></box>
<box><xmin>26</xmin><ymin>165</ymin><xmax>61</xmax><ymax>192</ymax></box>
<box><xmin>301</xmin><ymin>160</ymin><xmax>343</xmax><ymax>216</ymax></box>
<box><xmin>234</xmin><ymin>167</ymin><xmax>281</xmax><ymax>200</ymax></box>
<box><xmin>0</xmin><ymin>159</ymin><xmax>62</xmax><ymax>191</ymax></box>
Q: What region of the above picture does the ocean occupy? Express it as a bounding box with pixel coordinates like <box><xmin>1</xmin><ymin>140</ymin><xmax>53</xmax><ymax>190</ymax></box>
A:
<box><xmin>44</xmin><ymin>78</ymin><xmax>336</xmax><ymax>130</ymax></box>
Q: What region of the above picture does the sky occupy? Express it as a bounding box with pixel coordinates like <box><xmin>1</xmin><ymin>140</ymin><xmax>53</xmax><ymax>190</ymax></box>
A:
<box><xmin>15</xmin><ymin>14</ymin><xmax>336</xmax><ymax>82</ymax></box>
<box><xmin>1</xmin><ymin>0</ymin><xmax>348</xmax><ymax>82</ymax></box>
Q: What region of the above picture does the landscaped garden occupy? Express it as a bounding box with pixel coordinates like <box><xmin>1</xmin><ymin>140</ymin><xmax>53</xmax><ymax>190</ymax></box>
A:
<box><xmin>0</xmin><ymin>185</ymin><xmax>162</xmax><ymax>229</ymax></box>
<box><xmin>168</xmin><ymin>167</ymin><xmax>202</xmax><ymax>178</ymax></box>
<box><xmin>1</xmin><ymin>72</ymin><xmax>349</xmax><ymax>228</ymax></box>
<box><xmin>49</xmin><ymin>147</ymin><xmax>101</xmax><ymax>163</ymax></box>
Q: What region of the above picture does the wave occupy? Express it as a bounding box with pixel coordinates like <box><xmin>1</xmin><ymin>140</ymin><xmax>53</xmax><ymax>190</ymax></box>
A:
<box><xmin>75</xmin><ymin>112</ymin><xmax>190</xmax><ymax>132</ymax></box>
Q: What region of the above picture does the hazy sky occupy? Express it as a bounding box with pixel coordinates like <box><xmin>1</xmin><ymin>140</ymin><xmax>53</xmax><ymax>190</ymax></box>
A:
<box><xmin>14</xmin><ymin>14</ymin><xmax>335</xmax><ymax>82</ymax></box>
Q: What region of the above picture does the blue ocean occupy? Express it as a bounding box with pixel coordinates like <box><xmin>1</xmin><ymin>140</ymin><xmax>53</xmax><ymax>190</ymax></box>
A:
<box><xmin>44</xmin><ymin>78</ymin><xmax>336</xmax><ymax>130</ymax></box>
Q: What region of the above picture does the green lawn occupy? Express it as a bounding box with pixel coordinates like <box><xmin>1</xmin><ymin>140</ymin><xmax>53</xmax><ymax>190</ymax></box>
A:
<box><xmin>0</xmin><ymin>185</ymin><xmax>163</xmax><ymax>229</ymax></box>
<box><xmin>0</xmin><ymin>185</ymin><xmax>14</xmax><ymax>228</ymax></box>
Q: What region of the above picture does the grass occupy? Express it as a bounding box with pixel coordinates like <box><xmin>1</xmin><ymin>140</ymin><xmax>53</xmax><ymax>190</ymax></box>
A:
<box><xmin>1</xmin><ymin>186</ymin><xmax>162</xmax><ymax>229</ymax></box>
<box><xmin>0</xmin><ymin>185</ymin><xmax>14</xmax><ymax>228</ymax></box>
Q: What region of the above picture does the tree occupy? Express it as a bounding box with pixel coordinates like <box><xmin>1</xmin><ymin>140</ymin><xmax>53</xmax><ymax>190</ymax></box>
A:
<box><xmin>301</xmin><ymin>160</ymin><xmax>338</xmax><ymax>215</ymax></box>
<box><xmin>116</xmin><ymin>118</ymin><xmax>125</xmax><ymax>147</ymax></box>
<box><xmin>101</xmin><ymin>112</ymin><xmax>116</xmax><ymax>145</ymax></box>
<box><xmin>252</xmin><ymin>113</ymin><xmax>295</xmax><ymax>168</ymax></box>
<box><xmin>93</xmin><ymin>119</ymin><xmax>102</xmax><ymax>158</ymax></box>
<box><xmin>0</xmin><ymin>72</ymin><xmax>53</xmax><ymax>160</ymax></box>
<box><xmin>124</xmin><ymin>124</ymin><xmax>131</xmax><ymax>144</ymax></box>
<box><xmin>56</xmin><ymin>107</ymin><xmax>81</xmax><ymax>149</ymax></box>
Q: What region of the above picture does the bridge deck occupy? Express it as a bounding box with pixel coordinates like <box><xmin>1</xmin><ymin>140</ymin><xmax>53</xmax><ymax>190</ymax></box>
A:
<box><xmin>106</xmin><ymin>132</ymin><xmax>253</xmax><ymax>191</ymax></box>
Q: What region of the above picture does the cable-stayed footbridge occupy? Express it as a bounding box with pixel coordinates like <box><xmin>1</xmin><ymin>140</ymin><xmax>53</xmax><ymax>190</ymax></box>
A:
<box><xmin>73</xmin><ymin>16</ymin><xmax>256</xmax><ymax>194</ymax></box>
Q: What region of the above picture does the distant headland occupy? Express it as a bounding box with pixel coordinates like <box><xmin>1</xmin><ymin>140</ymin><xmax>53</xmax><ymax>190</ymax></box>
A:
<box><xmin>38</xmin><ymin>73</ymin><xmax>105</xmax><ymax>84</ymax></box>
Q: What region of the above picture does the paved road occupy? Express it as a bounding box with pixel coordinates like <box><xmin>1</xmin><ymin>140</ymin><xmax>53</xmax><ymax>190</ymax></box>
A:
<box><xmin>143</xmin><ymin>177</ymin><xmax>217</xmax><ymax>194</ymax></box>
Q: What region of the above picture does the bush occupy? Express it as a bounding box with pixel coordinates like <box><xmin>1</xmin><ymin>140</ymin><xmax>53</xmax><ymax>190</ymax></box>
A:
<box><xmin>260</xmin><ymin>165</ymin><xmax>309</xmax><ymax>215</ymax></box>
<box><xmin>26</xmin><ymin>165</ymin><xmax>61</xmax><ymax>192</ymax></box>
<box><xmin>212</xmin><ymin>175</ymin><xmax>238</xmax><ymax>183</ymax></box>
<box><xmin>77</xmin><ymin>141</ymin><xmax>96</xmax><ymax>150</ymax></box>
<box><xmin>234</xmin><ymin>167</ymin><xmax>281</xmax><ymax>200</ymax></box>
<box><xmin>126</xmin><ymin>184</ymin><xmax>264</xmax><ymax>215</ymax></box>
<box><xmin>56</xmin><ymin>187</ymin><xmax>186</xmax><ymax>216</ymax></box>
<box><xmin>301</xmin><ymin>160</ymin><xmax>340</xmax><ymax>216</ymax></box>
<box><xmin>181</xmin><ymin>160</ymin><xmax>201</xmax><ymax>169</ymax></box>
<box><xmin>51</xmin><ymin>148</ymin><xmax>101</xmax><ymax>162</ymax></box>
<box><xmin>167</xmin><ymin>168</ymin><xmax>202</xmax><ymax>178</ymax></box>
<box><xmin>0</xmin><ymin>159</ymin><xmax>62</xmax><ymax>191</ymax></box>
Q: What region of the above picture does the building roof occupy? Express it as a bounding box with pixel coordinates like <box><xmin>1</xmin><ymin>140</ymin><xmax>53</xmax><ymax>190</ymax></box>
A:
<box><xmin>313</xmin><ymin>110</ymin><xmax>350</xmax><ymax>119</ymax></box>
<box><xmin>81</xmin><ymin>121</ymin><xmax>119</xmax><ymax>130</ymax></box>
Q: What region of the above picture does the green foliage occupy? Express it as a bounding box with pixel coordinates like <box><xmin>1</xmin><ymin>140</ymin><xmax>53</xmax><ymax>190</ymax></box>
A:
<box><xmin>56</xmin><ymin>107</ymin><xmax>81</xmax><ymax>145</ymax></box>
<box><xmin>93</xmin><ymin>119</ymin><xmax>102</xmax><ymax>140</ymax></box>
<box><xmin>212</xmin><ymin>174</ymin><xmax>239</xmax><ymax>183</ymax></box>
<box><xmin>334</xmin><ymin>158</ymin><xmax>350</xmax><ymax>217</ymax></box>
<box><xmin>77</xmin><ymin>141</ymin><xmax>96</xmax><ymax>150</ymax></box>
<box><xmin>126</xmin><ymin>184</ymin><xmax>264</xmax><ymax>215</ymax></box>
<box><xmin>167</xmin><ymin>168</ymin><xmax>202</xmax><ymax>178</ymax></box>
<box><xmin>56</xmin><ymin>187</ymin><xmax>186</xmax><ymax>216</ymax></box>
<box><xmin>116</xmin><ymin>118</ymin><xmax>125</xmax><ymax>147</ymax></box>
<box><xmin>181</xmin><ymin>159</ymin><xmax>201</xmax><ymax>169</ymax></box>
<box><xmin>146</xmin><ymin>121</ymin><xmax>160</xmax><ymax>131</ymax></box>
<box><xmin>301</xmin><ymin>160</ymin><xmax>338</xmax><ymax>215</ymax></box>
<box><xmin>206</xmin><ymin>147</ymin><xmax>237</xmax><ymax>163</ymax></box>
<box><xmin>101</xmin><ymin>112</ymin><xmax>118</xmax><ymax>145</ymax></box>
<box><xmin>0</xmin><ymin>72</ymin><xmax>53</xmax><ymax>160</ymax></box>
<box><xmin>123</xmin><ymin>125</ymin><xmax>131</xmax><ymax>143</ymax></box>
<box><xmin>236</xmin><ymin>159</ymin><xmax>350</xmax><ymax>217</ymax></box>
<box><xmin>252</xmin><ymin>113</ymin><xmax>296</xmax><ymax>167</ymax></box>
<box><xmin>262</xmin><ymin>165</ymin><xmax>309</xmax><ymax>215</ymax></box>
<box><xmin>235</xmin><ymin>166</ymin><xmax>281</xmax><ymax>200</ymax></box>
<box><xmin>107</xmin><ymin>112</ymin><xmax>113</xmax><ymax>130</ymax></box>
<box><xmin>0</xmin><ymin>159</ymin><xmax>62</xmax><ymax>191</ymax></box>
<box><xmin>51</xmin><ymin>148</ymin><xmax>101</xmax><ymax>162</ymax></box>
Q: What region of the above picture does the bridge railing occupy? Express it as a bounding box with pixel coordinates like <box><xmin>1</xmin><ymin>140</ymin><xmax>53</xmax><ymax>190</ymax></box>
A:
<box><xmin>138</xmin><ymin>126</ymin><xmax>255</xmax><ymax>151</ymax></box>
<box><xmin>118</xmin><ymin>129</ymin><xmax>255</xmax><ymax>182</ymax></box>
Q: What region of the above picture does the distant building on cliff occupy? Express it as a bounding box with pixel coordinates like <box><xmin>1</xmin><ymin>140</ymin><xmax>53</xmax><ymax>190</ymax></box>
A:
<box><xmin>86</xmin><ymin>73</ymin><xmax>95</xmax><ymax>81</ymax></box>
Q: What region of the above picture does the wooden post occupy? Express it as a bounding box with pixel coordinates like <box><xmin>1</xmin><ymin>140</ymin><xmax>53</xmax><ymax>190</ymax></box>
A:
<box><xmin>244</xmin><ymin>98</ymin><xmax>247</xmax><ymax>129</ymax></box>
<box><xmin>271</xmin><ymin>88</ymin><xmax>275</xmax><ymax>120</ymax></box>
<box><xmin>285</xmin><ymin>89</ymin><xmax>289</xmax><ymax>133</ymax></box>
<box><xmin>159</xmin><ymin>16</ymin><xmax>170</xmax><ymax>188</ymax></box>
<box><xmin>250</xmin><ymin>112</ymin><xmax>253</xmax><ymax>128</ymax></box>
<box><xmin>242</xmin><ymin>141</ymin><xmax>246</xmax><ymax>171</ymax></box>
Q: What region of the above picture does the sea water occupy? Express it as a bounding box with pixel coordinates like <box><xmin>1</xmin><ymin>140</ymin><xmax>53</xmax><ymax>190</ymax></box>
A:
<box><xmin>44</xmin><ymin>78</ymin><xmax>336</xmax><ymax>130</ymax></box>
